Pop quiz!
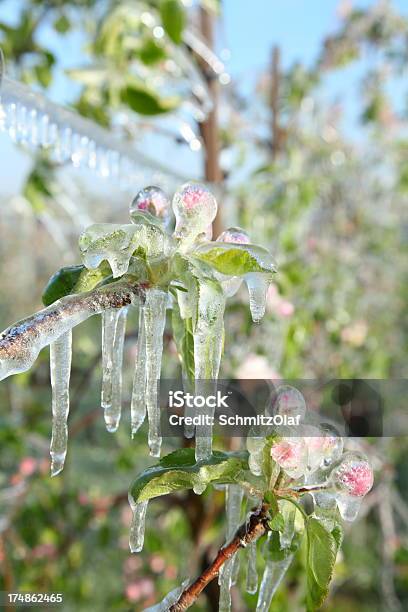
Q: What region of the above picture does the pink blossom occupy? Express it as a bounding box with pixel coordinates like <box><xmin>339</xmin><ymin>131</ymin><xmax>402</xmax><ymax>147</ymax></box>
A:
<box><xmin>335</xmin><ymin>461</ymin><xmax>373</xmax><ymax>497</ymax></box>
<box><xmin>277</xmin><ymin>300</ymin><xmax>294</xmax><ymax>317</ymax></box>
<box><xmin>19</xmin><ymin>457</ymin><xmax>37</xmax><ymax>476</ymax></box>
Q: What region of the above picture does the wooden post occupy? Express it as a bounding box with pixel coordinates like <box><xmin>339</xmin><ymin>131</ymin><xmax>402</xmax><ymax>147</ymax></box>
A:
<box><xmin>199</xmin><ymin>7</ymin><xmax>223</xmax><ymax>237</ymax></box>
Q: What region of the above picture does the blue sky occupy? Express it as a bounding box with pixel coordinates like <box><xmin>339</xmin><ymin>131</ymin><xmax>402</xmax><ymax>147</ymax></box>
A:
<box><xmin>0</xmin><ymin>0</ymin><xmax>407</xmax><ymax>197</ymax></box>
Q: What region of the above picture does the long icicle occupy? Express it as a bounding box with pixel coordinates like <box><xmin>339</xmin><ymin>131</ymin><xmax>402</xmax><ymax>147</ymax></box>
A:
<box><xmin>255</xmin><ymin>555</ymin><xmax>293</xmax><ymax>611</ymax></box>
<box><xmin>144</xmin><ymin>289</ymin><xmax>167</xmax><ymax>457</ymax></box>
<box><xmin>49</xmin><ymin>329</ymin><xmax>72</xmax><ymax>476</ymax></box>
<box><xmin>245</xmin><ymin>495</ymin><xmax>260</xmax><ymax>594</ymax></box>
<box><xmin>108</xmin><ymin>307</ymin><xmax>127</xmax><ymax>432</ymax></box>
<box><xmin>129</xmin><ymin>496</ymin><xmax>149</xmax><ymax>553</ymax></box>
<box><xmin>194</xmin><ymin>279</ymin><xmax>225</xmax><ymax>462</ymax></box>
<box><xmin>101</xmin><ymin>309</ymin><xmax>121</xmax><ymax>432</ymax></box>
<box><xmin>218</xmin><ymin>484</ymin><xmax>244</xmax><ymax>612</ymax></box>
<box><xmin>131</xmin><ymin>306</ymin><xmax>147</xmax><ymax>437</ymax></box>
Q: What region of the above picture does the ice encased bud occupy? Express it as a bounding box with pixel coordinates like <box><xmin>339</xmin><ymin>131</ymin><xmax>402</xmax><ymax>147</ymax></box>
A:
<box><xmin>216</xmin><ymin>227</ymin><xmax>250</xmax><ymax>245</ymax></box>
<box><xmin>270</xmin><ymin>434</ymin><xmax>308</xmax><ymax>479</ymax></box>
<box><xmin>329</xmin><ymin>451</ymin><xmax>373</xmax><ymax>521</ymax></box>
<box><xmin>319</xmin><ymin>423</ymin><xmax>344</xmax><ymax>469</ymax></box>
<box><xmin>130</xmin><ymin>186</ymin><xmax>171</xmax><ymax>227</ymax></box>
<box><xmin>272</xmin><ymin>385</ymin><xmax>306</xmax><ymax>421</ymax></box>
<box><xmin>172</xmin><ymin>182</ymin><xmax>217</xmax><ymax>246</ymax></box>
<box><xmin>329</xmin><ymin>451</ymin><xmax>373</xmax><ymax>497</ymax></box>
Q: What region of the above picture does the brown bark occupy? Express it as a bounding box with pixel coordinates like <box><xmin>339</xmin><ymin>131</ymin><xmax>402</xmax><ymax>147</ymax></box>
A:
<box><xmin>169</xmin><ymin>503</ymin><xmax>270</xmax><ymax>611</ymax></box>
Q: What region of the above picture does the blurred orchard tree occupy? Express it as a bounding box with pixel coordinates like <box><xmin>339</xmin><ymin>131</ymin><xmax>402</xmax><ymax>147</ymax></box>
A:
<box><xmin>0</xmin><ymin>1</ymin><xmax>408</xmax><ymax>611</ymax></box>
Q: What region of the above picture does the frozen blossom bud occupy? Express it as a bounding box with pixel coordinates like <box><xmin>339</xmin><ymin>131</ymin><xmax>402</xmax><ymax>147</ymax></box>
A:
<box><xmin>216</xmin><ymin>227</ymin><xmax>250</xmax><ymax>244</ymax></box>
<box><xmin>270</xmin><ymin>435</ymin><xmax>308</xmax><ymax>479</ymax></box>
<box><xmin>319</xmin><ymin>423</ymin><xmax>344</xmax><ymax>469</ymax></box>
<box><xmin>172</xmin><ymin>182</ymin><xmax>217</xmax><ymax>245</ymax></box>
<box><xmin>130</xmin><ymin>186</ymin><xmax>171</xmax><ymax>226</ymax></box>
<box><xmin>272</xmin><ymin>385</ymin><xmax>306</xmax><ymax>422</ymax></box>
<box><xmin>304</xmin><ymin>423</ymin><xmax>344</xmax><ymax>474</ymax></box>
<box><xmin>329</xmin><ymin>451</ymin><xmax>373</xmax><ymax>498</ymax></box>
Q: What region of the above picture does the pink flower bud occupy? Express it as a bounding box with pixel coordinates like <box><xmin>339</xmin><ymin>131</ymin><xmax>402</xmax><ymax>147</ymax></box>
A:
<box><xmin>130</xmin><ymin>186</ymin><xmax>171</xmax><ymax>224</ymax></box>
<box><xmin>270</xmin><ymin>436</ymin><xmax>308</xmax><ymax>479</ymax></box>
<box><xmin>172</xmin><ymin>183</ymin><xmax>217</xmax><ymax>244</ymax></box>
<box><xmin>330</xmin><ymin>451</ymin><xmax>373</xmax><ymax>497</ymax></box>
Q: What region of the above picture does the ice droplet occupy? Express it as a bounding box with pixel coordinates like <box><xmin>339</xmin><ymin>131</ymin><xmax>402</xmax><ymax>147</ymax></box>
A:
<box><xmin>255</xmin><ymin>555</ymin><xmax>293</xmax><ymax>611</ymax></box>
<box><xmin>215</xmin><ymin>227</ymin><xmax>250</xmax><ymax>297</ymax></box>
<box><xmin>49</xmin><ymin>330</ymin><xmax>72</xmax><ymax>476</ymax></box>
<box><xmin>144</xmin><ymin>289</ymin><xmax>167</xmax><ymax>457</ymax></box>
<box><xmin>172</xmin><ymin>183</ymin><xmax>217</xmax><ymax>249</ymax></box>
<box><xmin>130</xmin><ymin>186</ymin><xmax>172</xmax><ymax>228</ymax></box>
<box><xmin>336</xmin><ymin>493</ymin><xmax>362</xmax><ymax>521</ymax></box>
<box><xmin>131</xmin><ymin>307</ymin><xmax>147</xmax><ymax>437</ymax></box>
<box><xmin>245</xmin><ymin>273</ymin><xmax>270</xmax><ymax>323</ymax></box>
<box><xmin>128</xmin><ymin>496</ymin><xmax>148</xmax><ymax>553</ymax></box>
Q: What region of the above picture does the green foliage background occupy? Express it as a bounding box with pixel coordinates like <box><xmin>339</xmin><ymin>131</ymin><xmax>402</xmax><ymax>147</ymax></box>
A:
<box><xmin>0</xmin><ymin>1</ymin><xmax>407</xmax><ymax>611</ymax></box>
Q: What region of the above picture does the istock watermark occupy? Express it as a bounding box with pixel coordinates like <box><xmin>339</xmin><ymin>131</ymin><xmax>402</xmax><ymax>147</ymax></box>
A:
<box><xmin>158</xmin><ymin>379</ymin><xmax>408</xmax><ymax>438</ymax></box>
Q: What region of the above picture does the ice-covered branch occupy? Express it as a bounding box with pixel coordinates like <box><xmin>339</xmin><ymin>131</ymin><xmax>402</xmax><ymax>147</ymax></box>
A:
<box><xmin>168</xmin><ymin>503</ymin><xmax>270</xmax><ymax>612</ymax></box>
<box><xmin>0</xmin><ymin>280</ymin><xmax>145</xmax><ymax>382</ymax></box>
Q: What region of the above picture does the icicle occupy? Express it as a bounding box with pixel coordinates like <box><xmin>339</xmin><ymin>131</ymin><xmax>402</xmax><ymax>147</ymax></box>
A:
<box><xmin>245</xmin><ymin>273</ymin><xmax>270</xmax><ymax>323</ymax></box>
<box><xmin>144</xmin><ymin>289</ymin><xmax>167</xmax><ymax>457</ymax></box>
<box><xmin>246</xmin><ymin>436</ymin><xmax>266</xmax><ymax>476</ymax></box>
<box><xmin>194</xmin><ymin>279</ymin><xmax>225</xmax><ymax>462</ymax></box>
<box><xmin>0</xmin><ymin>281</ymin><xmax>140</xmax><ymax>382</ymax></box>
<box><xmin>103</xmin><ymin>307</ymin><xmax>127</xmax><ymax>432</ymax></box>
<box><xmin>143</xmin><ymin>580</ymin><xmax>190</xmax><ymax>611</ymax></box>
<box><xmin>49</xmin><ymin>330</ymin><xmax>72</xmax><ymax>476</ymax></box>
<box><xmin>131</xmin><ymin>307</ymin><xmax>146</xmax><ymax>437</ymax></box>
<box><xmin>280</xmin><ymin>505</ymin><xmax>296</xmax><ymax>549</ymax></box>
<box><xmin>128</xmin><ymin>496</ymin><xmax>149</xmax><ymax>553</ymax></box>
<box><xmin>255</xmin><ymin>556</ymin><xmax>293</xmax><ymax>611</ymax></box>
<box><xmin>245</xmin><ymin>495</ymin><xmax>260</xmax><ymax>594</ymax></box>
<box><xmin>218</xmin><ymin>485</ymin><xmax>244</xmax><ymax>611</ymax></box>
<box><xmin>101</xmin><ymin>310</ymin><xmax>119</xmax><ymax>431</ymax></box>
<box><xmin>245</xmin><ymin>541</ymin><xmax>258</xmax><ymax>594</ymax></box>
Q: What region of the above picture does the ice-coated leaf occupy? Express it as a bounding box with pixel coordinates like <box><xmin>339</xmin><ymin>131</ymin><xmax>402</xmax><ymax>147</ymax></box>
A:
<box><xmin>79</xmin><ymin>223</ymin><xmax>174</xmax><ymax>278</ymax></box>
<box><xmin>129</xmin><ymin>448</ymin><xmax>249</xmax><ymax>504</ymax></box>
<box><xmin>269</xmin><ymin>512</ymin><xmax>285</xmax><ymax>532</ymax></box>
<box><xmin>306</xmin><ymin>518</ymin><xmax>342</xmax><ymax>611</ymax></box>
<box><xmin>160</xmin><ymin>0</ymin><xmax>186</xmax><ymax>45</ymax></box>
<box><xmin>192</xmin><ymin>242</ymin><xmax>277</xmax><ymax>277</ymax></box>
<box><xmin>171</xmin><ymin>301</ymin><xmax>195</xmax><ymax>384</ymax></box>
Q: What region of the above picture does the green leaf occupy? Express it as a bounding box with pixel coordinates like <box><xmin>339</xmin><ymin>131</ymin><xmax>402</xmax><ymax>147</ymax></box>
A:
<box><xmin>171</xmin><ymin>301</ymin><xmax>195</xmax><ymax>385</ymax></box>
<box><xmin>121</xmin><ymin>84</ymin><xmax>179</xmax><ymax>115</ymax></box>
<box><xmin>269</xmin><ymin>512</ymin><xmax>285</xmax><ymax>532</ymax></box>
<box><xmin>42</xmin><ymin>262</ymin><xmax>112</xmax><ymax>306</ymax></box>
<box><xmin>160</xmin><ymin>0</ymin><xmax>186</xmax><ymax>45</ymax></box>
<box><xmin>53</xmin><ymin>15</ymin><xmax>71</xmax><ymax>34</ymax></box>
<box><xmin>306</xmin><ymin>518</ymin><xmax>342</xmax><ymax>611</ymax></box>
<box><xmin>42</xmin><ymin>265</ymin><xmax>85</xmax><ymax>306</ymax></box>
<box><xmin>139</xmin><ymin>39</ymin><xmax>166</xmax><ymax>65</ymax></box>
<box><xmin>192</xmin><ymin>242</ymin><xmax>277</xmax><ymax>276</ymax></box>
<box><xmin>129</xmin><ymin>449</ymin><xmax>249</xmax><ymax>504</ymax></box>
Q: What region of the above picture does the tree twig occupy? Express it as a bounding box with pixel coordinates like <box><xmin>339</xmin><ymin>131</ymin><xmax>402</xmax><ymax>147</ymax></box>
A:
<box><xmin>169</xmin><ymin>503</ymin><xmax>270</xmax><ymax>612</ymax></box>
